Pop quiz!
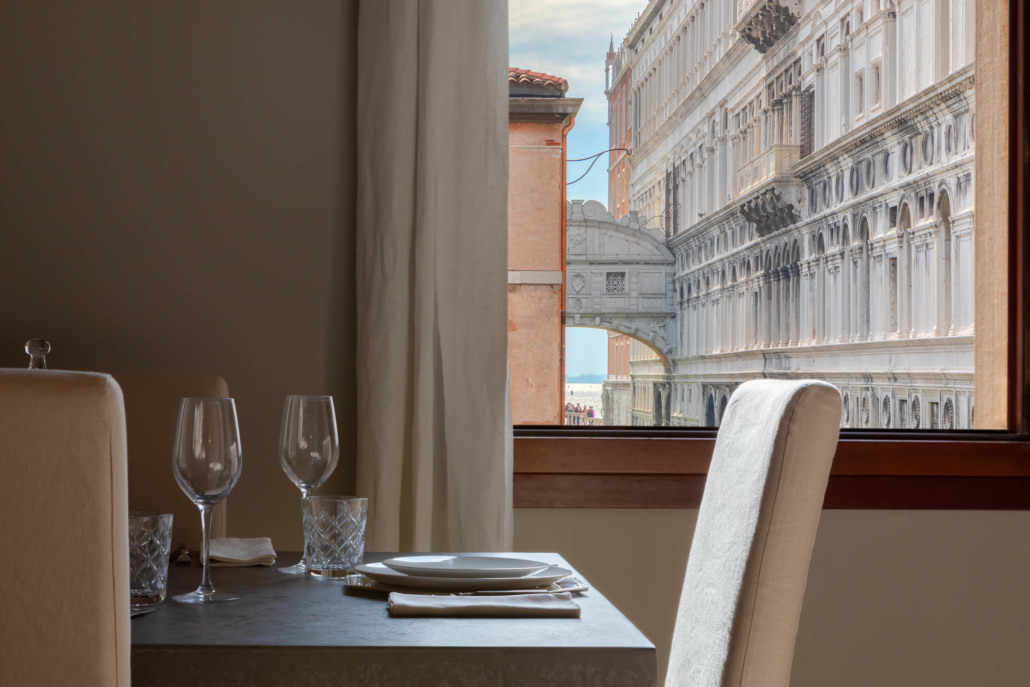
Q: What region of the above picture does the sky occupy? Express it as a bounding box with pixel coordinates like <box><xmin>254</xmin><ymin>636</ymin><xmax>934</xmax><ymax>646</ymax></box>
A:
<box><xmin>509</xmin><ymin>0</ymin><xmax>645</xmax><ymax>378</ymax></box>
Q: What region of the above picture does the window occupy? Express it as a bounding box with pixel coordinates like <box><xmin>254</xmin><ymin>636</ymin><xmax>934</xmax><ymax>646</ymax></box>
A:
<box><xmin>511</xmin><ymin>1</ymin><xmax>1028</xmax><ymax>509</ymax></box>
<box><xmin>605</xmin><ymin>271</ymin><xmax>627</xmax><ymax>293</ymax></box>
<box><xmin>872</xmin><ymin>62</ymin><xmax>882</xmax><ymax>106</ymax></box>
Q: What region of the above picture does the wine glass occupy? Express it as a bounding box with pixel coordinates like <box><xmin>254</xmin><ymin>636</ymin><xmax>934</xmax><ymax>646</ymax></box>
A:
<box><xmin>171</xmin><ymin>397</ymin><xmax>243</xmax><ymax>603</ymax></box>
<box><xmin>278</xmin><ymin>395</ymin><xmax>339</xmax><ymax>574</ymax></box>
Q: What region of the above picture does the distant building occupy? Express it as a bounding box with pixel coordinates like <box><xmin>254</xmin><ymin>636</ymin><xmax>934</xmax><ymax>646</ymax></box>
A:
<box><xmin>508</xmin><ymin>68</ymin><xmax>582</xmax><ymax>424</ymax></box>
<box><xmin>581</xmin><ymin>0</ymin><xmax>975</xmax><ymax>429</ymax></box>
<box><xmin>601</xmin><ymin>331</ymin><xmax>633</xmax><ymax>425</ymax></box>
<box><xmin>606</xmin><ymin>36</ymin><xmax>633</xmax><ymax>221</ymax></box>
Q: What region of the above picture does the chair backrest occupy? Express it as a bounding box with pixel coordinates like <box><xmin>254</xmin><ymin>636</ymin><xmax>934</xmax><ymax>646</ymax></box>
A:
<box><xmin>0</xmin><ymin>369</ymin><xmax>130</xmax><ymax>687</ymax></box>
<box><xmin>666</xmin><ymin>379</ymin><xmax>842</xmax><ymax>687</ymax></box>
<box><xmin>111</xmin><ymin>370</ymin><xmax>230</xmax><ymax>550</ymax></box>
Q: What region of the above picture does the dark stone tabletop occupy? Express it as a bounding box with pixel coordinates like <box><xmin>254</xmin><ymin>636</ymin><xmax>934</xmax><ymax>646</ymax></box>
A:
<box><xmin>131</xmin><ymin>551</ymin><xmax>656</xmax><ymax>687</ymax></box>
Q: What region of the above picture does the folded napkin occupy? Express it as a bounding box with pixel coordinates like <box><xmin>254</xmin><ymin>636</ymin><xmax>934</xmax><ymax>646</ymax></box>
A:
<box><xmin>388</xmin><ymin>592</ymin><xmax>581</xmax><ymax>618</ymax></box>
<box><xmin>209</xmin><ymin>537</ymin><xmax>277</xmax><ymax>567</ymax></box>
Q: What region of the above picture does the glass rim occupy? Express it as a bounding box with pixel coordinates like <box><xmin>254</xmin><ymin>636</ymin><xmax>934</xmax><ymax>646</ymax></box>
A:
<box><xmin>305</xmin><ymin>495</ymin><xmax>366</xmax><ymax>503</ymax></box>
<box><xmin>129</xmin><ymin>509</ymin><xmax>174</xmax><ymax>519</ymax></box>
<box><xmin>178</xmin><ymin>397</ymin><xmax>235</xmax><ymax>402</ymax></box>
<box><xmin>284</xmin><ymin>394</ymin><xmax>334</xmax><ymax>400</ymax></box>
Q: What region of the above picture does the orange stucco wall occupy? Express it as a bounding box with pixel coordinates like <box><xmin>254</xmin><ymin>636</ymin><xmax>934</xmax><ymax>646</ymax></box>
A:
<box><xmin>608</xmin><ymin>333</ymin><xmax>631</xmax><ymax>378</ymax></box>
<box><xmin>608</xmin><ymin>69</ymin><xmax>631</xmax><ymax>220</ymax></box>
<box><xmin>508</xmin><ymin>117</ymin><xmax>570</xmax><ymax>424</ymax></box>
<box><xmin>508</xmin><ymin>282</ymin><xmax>563</xmax><ymax>424</ymax></box>
<box><xmin>508</xmin><ymin>123</ymin><xmax>565</xmax><ymax>271</ymax></box>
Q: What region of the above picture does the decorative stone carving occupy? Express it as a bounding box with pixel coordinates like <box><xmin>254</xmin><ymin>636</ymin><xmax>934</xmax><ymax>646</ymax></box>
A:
<box><xmin>739</xmin><ymin>188</ymin><xmax>800</xmax><ymax>237</ymax></box>
<box><xmin>737</xmin><ymin>0</ymin><xmax>803</xmax><ymax>54</ymax></box>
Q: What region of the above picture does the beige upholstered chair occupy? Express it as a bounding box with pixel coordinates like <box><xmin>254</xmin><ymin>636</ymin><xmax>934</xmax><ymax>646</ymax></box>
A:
<box><xmin>111</xmin><ymin>370</ymin><xmax>230</xmax><ymax>550</ymax></box>
<box><xmin>666</xmin><ymin>379</ymin><xmax>842</xmax><ymax>687</ymax></box>
<box><xmin>0</xmin><ymin>369</ymin><xmax>130</xmax><ymax>687</ymax></box>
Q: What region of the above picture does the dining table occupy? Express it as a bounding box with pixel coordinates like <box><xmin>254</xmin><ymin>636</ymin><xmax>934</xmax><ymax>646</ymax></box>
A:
<box><xmin>131</xmin><ymin>551</ymin><xmax>656</xmax><ymax>686</ymax></box>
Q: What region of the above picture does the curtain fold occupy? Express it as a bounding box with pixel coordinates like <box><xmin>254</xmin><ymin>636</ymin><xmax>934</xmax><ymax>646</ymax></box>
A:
<box><xmin>355</xmin><ymin>0</ymin><xmax>512</xmax><ymax>552</ymax></box>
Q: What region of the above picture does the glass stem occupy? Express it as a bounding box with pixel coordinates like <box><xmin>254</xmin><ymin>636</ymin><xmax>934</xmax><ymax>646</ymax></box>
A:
<box><xmin>199</xmin><ymin>504</ymin><xmax>215</xmax><ymax>595</ymax></box>
<box><xmin>299</xmin><ymin>489</ymin><xmax>311</xmax><ymax>566</ymax></box>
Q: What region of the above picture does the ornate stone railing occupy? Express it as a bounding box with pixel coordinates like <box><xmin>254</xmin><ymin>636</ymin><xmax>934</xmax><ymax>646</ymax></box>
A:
<box><xmin>736</xmin><ymin>144</ymin><xmax>801</xmax><ymax>196</ymax></box>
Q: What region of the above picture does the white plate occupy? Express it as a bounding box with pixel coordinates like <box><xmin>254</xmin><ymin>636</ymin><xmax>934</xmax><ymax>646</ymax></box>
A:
<box><xmin>354</xmin><ymin>562</ymin><xmax>572</xmax><ymax>591</ymax></box>
<box><xmin>381</xmin><ymin>555</ymin><xmax>549</xmax><ymax>578</ymax></box>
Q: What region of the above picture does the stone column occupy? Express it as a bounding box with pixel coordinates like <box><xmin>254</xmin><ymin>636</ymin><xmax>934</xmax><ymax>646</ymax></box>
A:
<box><xmin>885</xmin><ymin>7</ymin><xmax>898</xmax><ymax>109</ymax></box>
<box><xmin>791</xmin><ymin>87</ymin><xmax>801</xmax><ymax>146</ymax></box>
<box><xmin>951</xmin><ymin>211</ymin><xmax>974</xmax><ymax>332</ymax></box>
<box><xmin>759</xmin><ymin>277</ymin><xmax>769</xmax><ymax>348</ymax></box>
<box><xmin>728</xmin><ymin>132</ymin><xmax>739</xmax><ymax>201</ymax></box>
<box><xmin>717</xmin><ymin>135</ymin><xmax>728</xmax><ymax>209</ymax></box>
<box><xmin>826</xmin><ymin>254</ymin><xmax>842</xmax><ymax>342</ymax></box>
<box><xmin>814</xmin><ymin>65</ymin><xmax>825</xmax><ymax>149</ymax></box>
<box><xmin>790</xmin><ymin>263</ymin><xmax>801</xmax><ymax>345</ymax></box>
<box><xmin>800</xmin><ymin>260</ymin><xmax>813</xmax><ymax>344</ymax></box>
<box><xmin>839</xmin><ymin>44</ymin><xmax>851</xmax><ymax>133</ymax></box>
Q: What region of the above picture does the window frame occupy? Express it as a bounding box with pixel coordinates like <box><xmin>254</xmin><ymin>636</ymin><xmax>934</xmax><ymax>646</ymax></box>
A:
<box><xmin>513</xmin><ymin>1</ymin><xmax>1030</xmax><ymax>510</ymax></box>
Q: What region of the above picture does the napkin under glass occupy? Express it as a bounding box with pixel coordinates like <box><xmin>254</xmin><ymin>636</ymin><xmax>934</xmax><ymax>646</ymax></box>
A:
<box><xmin>209</xmin><ymin>537</ymin><xmax>277</xmax><ymax>567</ymax></box>
<box><xmin>387</xmin><ymin>591</ymin><xmax>581</xmax><ymax>618</ymax></box>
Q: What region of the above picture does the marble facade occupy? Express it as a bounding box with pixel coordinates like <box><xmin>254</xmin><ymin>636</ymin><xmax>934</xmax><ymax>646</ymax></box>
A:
<box><xmin>591</xmin><ymin>0</ymin><xmax>975</xmax><ymax>428</ymax></box>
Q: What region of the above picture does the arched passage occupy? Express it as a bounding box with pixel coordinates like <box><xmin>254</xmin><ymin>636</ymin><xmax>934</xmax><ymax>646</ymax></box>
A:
<box><xmin>566</xmin><ymin>324</ymin><xmax>673</xmax><ymax>427</ymax></box>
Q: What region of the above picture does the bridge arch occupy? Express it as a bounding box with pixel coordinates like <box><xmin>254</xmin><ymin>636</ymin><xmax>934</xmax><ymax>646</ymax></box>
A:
<box><xmin>565</xmin><ymin>200</ymin><xmax>677</xmax><ymax>362</ymax></box>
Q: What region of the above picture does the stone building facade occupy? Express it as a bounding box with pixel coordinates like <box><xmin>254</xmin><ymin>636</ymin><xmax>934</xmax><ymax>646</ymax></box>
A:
<box><xmin>592</xmin><ymin>0</ymin><xmax>975</xmax><ymax>429</ymax></box>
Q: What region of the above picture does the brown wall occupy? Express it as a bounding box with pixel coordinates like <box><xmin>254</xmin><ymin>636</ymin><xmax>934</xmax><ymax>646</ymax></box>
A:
<box><xmin>516</xmin><ymin>508</ymin><xmax>1030</xmax><ymax>686</ymax></box>
<box><xmin>0</xmin><ymin>1</ymin><xmax>358</xmax><ymax>548</ymax></box>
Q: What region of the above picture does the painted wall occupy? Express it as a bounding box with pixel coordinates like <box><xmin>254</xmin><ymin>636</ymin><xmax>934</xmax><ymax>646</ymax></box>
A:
<box><xmin>0</xmin><ymin>1</ymin><xmax>358</xmax><ymax>548</ymax></box>
<box><xmin>515</xmin><ymin>508</ymin><xmax>1030</xmax><ymax>686</ymax></box>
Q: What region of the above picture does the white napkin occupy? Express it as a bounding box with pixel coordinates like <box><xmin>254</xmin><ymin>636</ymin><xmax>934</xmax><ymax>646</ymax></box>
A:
<box><xmin>387</xmin><ymin>592</ymin><xmax>581</xmax><ymax>618</ymax></box>
<box><xmin>209</xmin><ymin>537</ymin><xmax>277</xmax><ymax>567</ymax></box>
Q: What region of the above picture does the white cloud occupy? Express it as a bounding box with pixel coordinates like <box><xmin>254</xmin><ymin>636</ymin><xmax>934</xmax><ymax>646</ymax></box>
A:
<box><xmin>510</xmin><ymin>0</ymin><xmax>643</xmax><ymax>38</ymax></box>
<box><xmin>509</xmin><ymin>0</ymin><xmax>644</xmax><ymax>204</ymax></box>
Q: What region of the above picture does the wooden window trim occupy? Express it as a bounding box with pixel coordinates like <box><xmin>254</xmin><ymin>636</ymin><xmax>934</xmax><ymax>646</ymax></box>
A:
<box><xmin>513</xmin><ymin>1</ymin><xmax>1030</xmax><ymax>510</ymax></box>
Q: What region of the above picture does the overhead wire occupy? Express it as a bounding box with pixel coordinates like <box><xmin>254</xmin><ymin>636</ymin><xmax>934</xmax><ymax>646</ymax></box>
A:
<box><xmin>566</xmin><ymin>148</ymin><xmax>629</xmax><ymax>185</ymax></box>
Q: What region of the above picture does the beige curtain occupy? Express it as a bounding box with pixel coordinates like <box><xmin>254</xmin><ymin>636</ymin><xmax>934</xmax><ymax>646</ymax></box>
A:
<box><xmin>354</xmin><ymin>0</ymin><xmax>512</xmax><ymax>552</ymax></box>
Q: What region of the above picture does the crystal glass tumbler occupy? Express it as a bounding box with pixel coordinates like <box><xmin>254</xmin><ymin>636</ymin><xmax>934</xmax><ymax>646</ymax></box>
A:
<box><xmin>129</xmin><ymin>511</ymin><xmax>174</xmax><ymax>610</ymax></box>
<box><xmin>302</xmin><ymin>496</ymin><xmax>368</xmax><ymax>579</ymax></box>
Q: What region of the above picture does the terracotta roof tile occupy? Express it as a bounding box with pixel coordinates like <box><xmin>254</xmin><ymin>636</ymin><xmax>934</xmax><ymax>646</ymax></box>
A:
<box><xmin>509</xmin><ymin>67</ymin><xmax>568</xmax><ymax>96</ymax></box>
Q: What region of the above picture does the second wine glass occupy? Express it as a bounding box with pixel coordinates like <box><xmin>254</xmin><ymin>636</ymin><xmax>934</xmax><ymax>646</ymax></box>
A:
<box><xmin>278</xmin><ymin>395</ymin><xmax>339</xmax><ymax>574</ymax></box>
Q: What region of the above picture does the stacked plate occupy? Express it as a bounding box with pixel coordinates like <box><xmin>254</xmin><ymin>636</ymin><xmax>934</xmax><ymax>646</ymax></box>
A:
<box><xmin>354</xmin><ymin>555</ymin><xmax>573</xmax><ymax>592</ymax></box>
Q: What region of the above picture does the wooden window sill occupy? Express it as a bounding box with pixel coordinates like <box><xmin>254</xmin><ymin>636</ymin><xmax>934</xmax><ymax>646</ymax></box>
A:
<box><xmin>512</xmin><ymin>430</ymin><xmax>1030</xmax><ymax>509</ymax></box>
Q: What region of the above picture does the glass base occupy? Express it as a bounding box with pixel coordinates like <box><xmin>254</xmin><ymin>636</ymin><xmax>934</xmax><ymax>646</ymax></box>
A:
<box><xmin>308</xmin><ymin>567</ymin><xmax>352</xmax><ymax>580</ymax></box>
<box><xmin>278</xmin><ymin>560</ymin><xmax>308</xmax><ymax>575</ymax></box>
<box><xmin>173</xmin><ymin>588</ymin><xmax>240</xmax><ymax>604</ymax></box>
